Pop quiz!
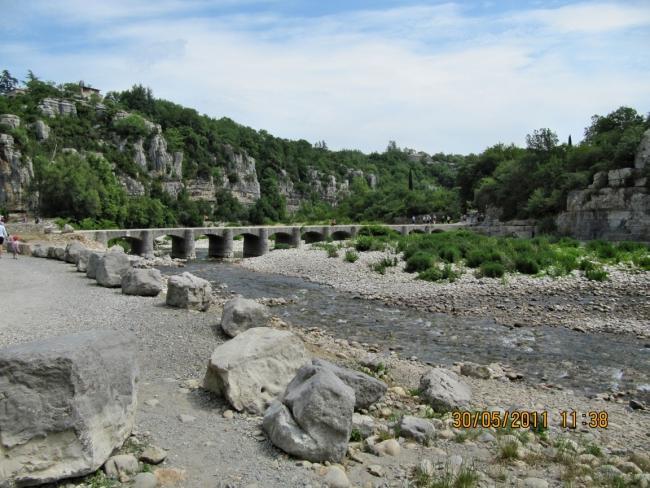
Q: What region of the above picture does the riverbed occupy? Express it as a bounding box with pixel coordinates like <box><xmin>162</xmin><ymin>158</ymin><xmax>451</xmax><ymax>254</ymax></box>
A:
<box><xmin>159</xmin><ymin>255</ymin><xmax>650</xmax><ymax>406</ymax></box>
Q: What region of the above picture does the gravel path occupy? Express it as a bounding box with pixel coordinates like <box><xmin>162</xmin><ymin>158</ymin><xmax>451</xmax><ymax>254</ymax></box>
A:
<box><xmin>0</xmin><ymin>256</ymin><xmax>319</xmax><ymax>487</ymax></box>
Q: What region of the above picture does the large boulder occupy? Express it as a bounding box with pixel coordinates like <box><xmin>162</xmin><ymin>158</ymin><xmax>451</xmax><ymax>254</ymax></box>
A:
<box><xmin>419</xmin><ymin>368</ymin><xmax>471</xmax><ymax>411</ymax></box>
<box><xmin>76</xmin><ymin>249</ymin><xmax>92</xmax><ymax>272</ymax></box>
<box><xmin>31</xmin><ymin>244</ymin><xmax>48</xmax><ymax>258</ymax></box>
<box><xmin>86</xmin><ymin>252</ymin><xmax>105</xmax><ymax>279</ymax></box>
<box><xmin>47</xmin><ymin>245</ymin><xmax>65</xmax><ymax>260</ymax></box>
<box><xmin>121</xmin><ymin>268</ymin><xmax>163</xmax><ymax>297</ymax></box>
<box><xmin>311</xmin><ymin>358</ymin><xmax>386</xmax><ymax>410</ymax></box>
<box><xmin>95</xmin><ymin>252</ymin><xmax>131</xmax><ymax>288</ymax></box>
<box><xmin>64</xmin><ymin>241</ymin><xmax>87</xmax><ymax>264</ymax></box>
<box><xmin>203</xmin><ymin>327</ymin><xmax>310</xmax><ymax>414</ymax></box>
<box><xmin>0</xmin><ymin>330</ymin><xmax>138</xmax><ymax>485</ymax></box>
<box><xmin>263</xmin><ymin>364</ymin><xmax>355</xmax><ymax>462</ymax></box>
<box><xmin>166</xmin><ymin>272</ymin><xmax>212</xmax><ymax>311</ymax></box>
<box><xmin>220</xmin><ymin>297</ymin><xmax>270</xmax><ymax>337</ymax></box>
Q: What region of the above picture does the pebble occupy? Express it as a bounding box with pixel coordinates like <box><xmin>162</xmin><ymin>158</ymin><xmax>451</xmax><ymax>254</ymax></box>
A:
<box><xmin>144</xmin><ymin>399</ymin><xmax>160</xmax><ymax>407</ymax></box>
<box><xmin>372</xmin><ymin>439</ymin><xmax>400</xmax><ymax>457</ymax></box>
<box><xmin>522</xmin><ymin>478</ymin><xmax>549</xmax><ymax>488</ymax></box>
<box><xmin>323</xmin><ymin>466</ymin><xmax>350</xmax><ymax>488</ymax></box>
<box><xmin>178</xmin><ymin>414</ymin><xmax>196</xmax><ymax>423</ymax></box>
<box><xmin>223</xmin><ymin>410</ymin><xmax>235</xmax><ymax>419</ymax></box>
<box><xmin>368</xmin><ymin>464</ymin><xmax>385</xmax><ymax>477</ymax></box>
<box><xmin>139</xmin><ymin>445</ymin><xmax>167</xmax><ymax>465</ymax></box>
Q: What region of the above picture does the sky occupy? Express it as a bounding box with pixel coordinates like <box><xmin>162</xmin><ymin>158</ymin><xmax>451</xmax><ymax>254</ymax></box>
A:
<box><xmin>1</xmin><ymin>0</ymin><xmax>649</xmax><ymax>155</ymax></box>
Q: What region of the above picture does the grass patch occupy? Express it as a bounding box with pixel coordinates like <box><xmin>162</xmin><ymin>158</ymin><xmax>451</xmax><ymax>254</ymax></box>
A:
<box><xmin>405</xmin><ymin>251</ymin><xmax>435</xmax><ymax>272</ymax></box>
<box><xmin>349</xmin><ymin>428</ymin><xmax>363</xmax><ymax>442</ymax></box>
<box><xmin>478</xmin><ymin>261</ymin><xmax>505</xmax><ymax>278</ymax></box>
<box><xmin>344</xmin><ymin>249</ymin><xmax>359</xmax><ymax>262</ymax></box>
<box><xmin>273</xmin><ymin>242</ymin><xmax>291</xmax><ymax>250</ymax></box>
<box><xmin>418</xmin><ymin>263</ymin><xmax>460</xmax><ymax>282</ymax></box>
<box><xmin>585</xmin><ymin>267</ymin><xmax>608</xmax><ymax>281</ymax></box>
<box><xmin>372</xmin><ymin>256</ymin><xmax>398</xmax><ymax>274</ymax></box>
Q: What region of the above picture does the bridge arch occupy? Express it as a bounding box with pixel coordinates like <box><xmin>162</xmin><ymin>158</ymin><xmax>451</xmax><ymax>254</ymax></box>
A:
<box><xmin>408</xmin><ymin>228</ymin><xmax>426</xmax><ymax>235</ymax></box>
<box><xmin>331</xmin><ymin>230</ymin><xmax>352</xmax><ymax>241</ymax></box>
<box><xmin>235</xmin><ymin>229</ymin><xmax>269</xmax><ymax>257</ymax></box>
<box><xmin>197</xmin><ymin>231</ymin><xmax>233</xmax><ymax>258</ymax></box>
<box><xmin>108</xmin><ymin>235</ymin><xmax>145</xmax><ymax>255</ymax></box>
<box><xmin>302</xmin><ymin>230</ymin><xmax>325</xmax><ymax>244</ymax></box>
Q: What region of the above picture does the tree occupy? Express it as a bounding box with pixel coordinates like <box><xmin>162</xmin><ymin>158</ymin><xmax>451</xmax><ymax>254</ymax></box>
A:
<box><xmin>526</xmin><ymin>128</ymin><xmax>558</xmax><ymax>153</ymax></box>
<box><xmin>0</xmin><ymin>70</ymin><xmax>18</xmax><ymax>94</ymax></box>
<box><xmin>408</xmin><ymin>168</ymin><xmax>414</xmax><ymax>191</ymax></box>
<box><xmin>568</xmin><ymin>135</ymin><xmax>572</xmax><ymax>147</ymax></box>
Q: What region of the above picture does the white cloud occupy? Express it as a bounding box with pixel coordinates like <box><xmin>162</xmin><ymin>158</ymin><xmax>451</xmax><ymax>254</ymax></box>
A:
<box><xmin>2</xmin><ymin>1</ymin><xmax>649</xmax><ymax>154</ymax></box>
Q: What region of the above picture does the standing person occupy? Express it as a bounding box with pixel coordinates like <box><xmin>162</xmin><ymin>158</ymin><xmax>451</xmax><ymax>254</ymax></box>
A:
<box><xmin>0</xmin><ymin>220</ymin><xmax>7</xmax><ymax>258</ymax></box>
<box><xmin>8</xmin><ymin>235</ymin><xmax>19</xmax><ymax>259</ymax></box>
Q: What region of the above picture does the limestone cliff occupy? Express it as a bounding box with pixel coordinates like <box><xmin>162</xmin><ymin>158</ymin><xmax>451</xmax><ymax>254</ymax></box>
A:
<box><xmin>220</xmin><ymin>145</ymin><xmax>261</xmax><ymax>204</ymax></box>
<box><xmin>0</xmin><ymin>132</ymin><xmax>35</xmax><ymax>211</ymax></box>
<box><xmin>556</xmin><ymin>130</ymin><xmax>650</xmax><ymax>242</ymax></box>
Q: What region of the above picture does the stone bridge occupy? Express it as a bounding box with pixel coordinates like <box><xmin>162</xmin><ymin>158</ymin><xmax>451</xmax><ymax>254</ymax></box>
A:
<box><xmin>74</xmin><ymin>223</ymin><xmax>467</xmax><ymax>259</ymax></box>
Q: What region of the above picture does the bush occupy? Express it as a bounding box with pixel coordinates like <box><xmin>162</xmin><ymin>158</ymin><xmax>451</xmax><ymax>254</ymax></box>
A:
<box><xmin>438</xmin><ymin>245</ymin><xmax>461</xmax><ymax>263</ymax></box>
<box><xmin>586</xmin><ymin>267</ymin><xmax>608</xmax><ymax>281</ymax></box>
<box><xmin>405</xmin><ymin>252</ymin><xmax>434</xmax><ymax>273</ymax></box>
<box><xmin>634</xmin><ymin>255</ymin><xmax>650</xmax><ymax>271</ymax></box>
<box><xmin>372</xmin><ymin>256</ymin><xmax>397</xmax><ymax>274</ymax></box>
<box><xmin>354</xmin><ymin>235</ymin><xmax>385</xmax><ymax>252</ymax></box>
<box><xmin>586</xmin><ymin>240</ymin><xmax>619</xmax><ymax>260</ymax></box>
<box><xmin>478</xmin><ymin>261</ymin><xmax>505</xmax><ymax>278</ymax></box>
<box><xmin>357</xmin><ymin>225</ymin><xmax>398</xmax><ymax>237</ymax></box>
<box><xmin>344</xmin><ymin>250</ymin><xmax>359</xmax><ymax>263</ymax></box>
<box><xmin>578</xmin><ymin>258</ymin><xmax>595</xmax><ymax>271</ymax></box>
<box><xmin>515</xmin><ymin>257</ymin><xmax>539</xmax><ymax>274</ymax></box>
<box><xmin>418</xmin><ymin>263</ymin><xmax>459</xmax><ymax>282</ymax></box>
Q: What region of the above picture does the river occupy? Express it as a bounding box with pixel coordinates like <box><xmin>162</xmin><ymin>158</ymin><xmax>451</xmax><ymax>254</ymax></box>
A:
<box><xmin>159</xmin><ymin>255</ymin><xmax>650</xmax><ymax>405</ymax></box>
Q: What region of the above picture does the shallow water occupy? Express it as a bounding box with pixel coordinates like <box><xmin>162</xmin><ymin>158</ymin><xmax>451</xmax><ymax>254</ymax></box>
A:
<box><xmin>159</xmin><ymin>255</ymin><xmax>650</xmax><ymax>403</ymax></box>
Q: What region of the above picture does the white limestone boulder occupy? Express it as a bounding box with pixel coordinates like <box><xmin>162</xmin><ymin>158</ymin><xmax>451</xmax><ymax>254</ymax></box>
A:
<box><xmin>263</xmin><ymin>364</ymin><xmax>355</xmax><ymax>462</ymax></box>
<box><xmin>203</xmin><ymin>327</ymin><xmax>310</xmax><ymax>414</ymax></box>
<box><xmin>121</xmin><ymin>268</ymin><xmax>163</xmax><ymax>297</ymax></box>
<box><xmin>166</xmin><ymin>272</ymin><xmax>212</xmax><ymax>311</ymax></box>
<box><xmin>0</xmin><ymin>330</ymin><xmax>138</xmax><ymax>485</ymax></box>
<box><xmin>86</xmin><ymin>251</ymin><xmax>105</xmax><ymax>279</ymax></box>
<box><xmin>96</xmin><ymin>252</ymin><xmax>131</xmax><ymax>288</ymax></box>
<box><xmin>220</xmin><ymin>296</ymin><xmax>270</xmax><ymax>337</ymax></box>
<box><xmin>64</xmin><ymin>241</ymin><xmax>87</xmax><ymax>264</ymax></box>
<box><xmin>419</xmin><ymin>367</ymin><xmax>471</xmax><ymax>411</ymax></box>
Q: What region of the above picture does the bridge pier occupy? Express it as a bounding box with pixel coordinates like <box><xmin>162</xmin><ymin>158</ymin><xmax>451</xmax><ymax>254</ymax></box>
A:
<box><xmin>244</xmin><ymin>229</ymin><xmax>269</xmax><ymax>257</ymax></box>
<box><xmin>171</xmin><ymin>230</ymin><xmax>195</xmax><ymax>259</ymax></box>
<box><xmin>208</xmin><ymin>230</ymin><xmax>234</xmax><ymax>258</ymax></box>
<box><xmin>138</xmin><ymin>230</ymin><xmax>155</xmax><ymax>258</ymax></box>
<box><xmin>95</xmin><ymin>231</ymin><xmax>108</xmax><ymax>246</ymax></box>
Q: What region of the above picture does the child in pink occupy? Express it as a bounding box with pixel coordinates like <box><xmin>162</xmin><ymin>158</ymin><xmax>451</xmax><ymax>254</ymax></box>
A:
<box><xmin>8</xmin><ymin>235</ymin><xmax>20</xmax><ymax>259</ymax></box>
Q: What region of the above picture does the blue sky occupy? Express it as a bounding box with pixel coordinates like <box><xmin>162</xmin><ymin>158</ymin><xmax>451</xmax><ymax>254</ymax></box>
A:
<box><xmin>1</xmin><ymin>0</ymin><xmax>649</xmax><ymax>154</ymax></box>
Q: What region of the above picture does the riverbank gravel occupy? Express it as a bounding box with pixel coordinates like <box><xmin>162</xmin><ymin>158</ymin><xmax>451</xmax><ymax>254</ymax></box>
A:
<box><xmin>240</xmin><ymin>244</ymin><xmax>650</xmax><ymax>338</ymax></box>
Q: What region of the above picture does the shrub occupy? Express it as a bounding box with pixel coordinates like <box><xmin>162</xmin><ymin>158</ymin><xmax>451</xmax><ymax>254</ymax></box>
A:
<box><xmin>579</xmin><ymin>258</ymin><xmax>595</xmax><ymax>271</ymax></box>
<box><xmin>372</xmin><ymin>256</ymin><xmax>397</xmax><ymax>274</ymax></box>
<box><xmin>586</xmin><ymin>267</ymin><xmax>608</xmax><ymax>281</ymax></box>
<box><xmin>405</xmin><ymin>252</ymin><xmax>435</xmax><ymax>273</ymax></box>
<box><xmin>326</xmin><ymin>244</ymin><xmax>339</xmax><ymax>258</ymax></box>
<box><xmin>438</xmin><ymin>245</ymin><xmax>461</xmax><ymax>263</ymax></box>
<box><xmin>634</xmin><ymin>255</ymin><xmax>650</xmax><ymax>270</ymax></box>
<box><xmin>586</xmin><ymin>240</ymin><xmax>619</xmax><ymax>260</ymax></box>
<box><xmin>357</xmin><ymin>225</ymin><xmax>398</xmax><ymax>237</ymax></box>
<box><xmin>355</xmin><ymin>235</ymin><xmax>385</xmax><ymax>252</ymax></box>
<box><xmin>515</xmin><ymin>257</ymin><xmax>539</xmax><ymax>274</ymax></box>
<box><xmin>478</xmin><ymin>261</ymin><xmax>505</xmax><ymax>278</ymax></box>
<box><xmin>344</xmin><ymin>250</ymin><xmax>359</xmax><ymax>263</ymax></box>
<box><xmin>418</xmin><ymin>263</ymin><xmax>459</xmax><ymax>282</ymax></box>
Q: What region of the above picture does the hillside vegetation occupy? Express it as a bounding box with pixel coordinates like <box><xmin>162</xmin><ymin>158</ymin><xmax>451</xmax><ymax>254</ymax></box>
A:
<box><xmin>0</xmin><ymin>70</ymin><xmax>648</xmax><ymax>229</ymax></box>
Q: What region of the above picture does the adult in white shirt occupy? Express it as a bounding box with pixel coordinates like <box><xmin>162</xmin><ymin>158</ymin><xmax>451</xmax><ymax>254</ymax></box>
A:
<box><xmin>0</xmin><ymin>221</ymin><xmax>7</xmax><ymax>258</ymax></box>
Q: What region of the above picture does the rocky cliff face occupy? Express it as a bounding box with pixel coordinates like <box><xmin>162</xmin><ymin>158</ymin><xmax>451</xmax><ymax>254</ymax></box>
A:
<box><xmin>38</xmin><ymin>98</ymin><xmax>77</xmax><ymax>117</ymax></box>
<box><xmin>0</xmin><ymin>132</ymin><xmax>35</xmax><ymax>211</ymax></box>
<box><xmin>556</xmin><ymin>130</ymin><xmax>650</xmax><ymax>242</ymax></box>
<box><xmin>220</xmin><ymin>145</ymin><xmax>261</xmax><ymax>204</ymax></box>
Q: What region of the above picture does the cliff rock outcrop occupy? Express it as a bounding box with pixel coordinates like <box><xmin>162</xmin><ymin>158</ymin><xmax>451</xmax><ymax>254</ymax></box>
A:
<box><xmin>0</xmin><ymin>134</ymin><xmax>35</xmax><ymax>211</ymax></box>
<box><xmin>221</xmin><ymin>145</ymin><xmax>261</xmax><ymax>204</ymax></box>
<box><xmin>0</xmin><ymin>114</ymin><xmax>21</xmax><ymax>130</ymax></box>
<box><xmin>556</xmin><ymin>132</ymin><xmax>649</xmax><ymax>242</ymax></box>
<box><xmin>38</xmin><ymin>98</ymin><xmax>77</xmax><ymax>117</ymax></box>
